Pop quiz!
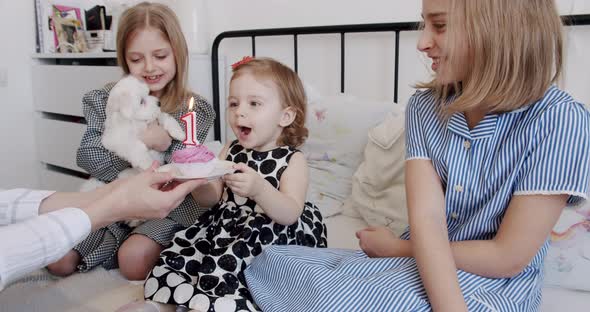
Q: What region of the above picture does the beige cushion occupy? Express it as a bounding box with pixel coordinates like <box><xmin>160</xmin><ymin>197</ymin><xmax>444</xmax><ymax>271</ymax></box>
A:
<box><xmin>342</xmin><ymin>109</ymin><xmax>408</xmax><ymax>236</ymax></box>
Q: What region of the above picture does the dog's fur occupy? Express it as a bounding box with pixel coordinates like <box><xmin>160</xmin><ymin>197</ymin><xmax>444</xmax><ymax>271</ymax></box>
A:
<box><xmin>102</xmin><ymin>75</ymin><xmax>185</xmax><ymax>171</ymax></box>
<box><xmin>80</xmin><ymin>76</ymin><xmax>185</xmax><ymax>225</ymax></box>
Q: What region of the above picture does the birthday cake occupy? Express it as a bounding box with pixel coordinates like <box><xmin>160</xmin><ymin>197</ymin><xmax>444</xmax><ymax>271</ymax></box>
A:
<box><xmin>158</xmin><ymin>145</ymin><xmax>234</xmax><ymax>180</ymax></box>
<box><xmin>172</xmin><ymin>144</ymin><xmax>216</xmax><ymax>164</ymax></box>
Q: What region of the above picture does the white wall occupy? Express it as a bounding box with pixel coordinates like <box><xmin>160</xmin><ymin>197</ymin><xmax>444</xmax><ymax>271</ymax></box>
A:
<box><xmin>206</xmin><ymin>0</ymin><xmax>421</xmax><ymax>37</ymax></box>
<box><xmin>204</xmin><ymin>0</ymin><xmax>590</xmax><ymax>140</ymax></box>
<box><xmin>0</xmin><ymin>0</ymin><xmax>38</xmax><ymax>189</ymax></box>
<box><xmin>0</xmin><ymin>0</ymin><xmax>589</xmax><ymax>188</ymax></box>
<box><xmin>205</xmin><ymin>0</ymin><xmax>590</xmax><ymax>37</ymax></box>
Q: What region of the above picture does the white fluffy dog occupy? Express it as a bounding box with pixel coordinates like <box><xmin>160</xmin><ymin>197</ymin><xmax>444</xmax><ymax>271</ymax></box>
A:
<box><xmin>80</xmin><ymin>76</ymin><xmax>185</xmax><ymax>225</ymax></box>
<box><xmin>102</xmin><ymin>75</ymin><xmax>185</xmax><ymax>171</ymax></box>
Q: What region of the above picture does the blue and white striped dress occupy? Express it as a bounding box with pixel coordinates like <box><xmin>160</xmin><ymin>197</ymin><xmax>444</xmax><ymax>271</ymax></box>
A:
<box><xmin>244</xmin><ymin>86</ymin><xmax>590</xmax><ymax>312</ymax></box>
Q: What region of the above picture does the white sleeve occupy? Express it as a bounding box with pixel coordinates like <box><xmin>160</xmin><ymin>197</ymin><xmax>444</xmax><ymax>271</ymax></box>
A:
<box><xmin>0</xmin><ymin>189</ymin><xmax>55</xmax><ymax>225</ymax></box>
<box><xmin>0</xmin><ymin>207</ymin><xmax>91</xmax><ymax>291</ymax></box>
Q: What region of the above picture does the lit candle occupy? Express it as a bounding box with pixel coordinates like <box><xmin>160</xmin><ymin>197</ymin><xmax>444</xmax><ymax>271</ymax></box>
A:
<box><xmin>181</xmin><ymin>97</ymin><xmax>199</xmax><ymax>145</ymax></box>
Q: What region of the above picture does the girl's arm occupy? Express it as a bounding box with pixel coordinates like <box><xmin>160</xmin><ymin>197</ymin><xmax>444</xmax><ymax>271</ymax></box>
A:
<box><xmin>406</xmin><ymin>159</ymin><xmax>467</xmax><ymax>311</ymax></box>
<box><xmin>445</xmin><ymin>194</ymin><xmax>566</xmax><ymax>278</ymax></box>
<box><xmin>253</xmin><ymin>152</ymin><xmax>307</xmax><ymax>225</ymax></box>
<box><xmin>372</xmin><ymin>194</ymin><xmax>567</xmax><ymax>279</ymax></box>
<box><xmin>189</xmin><ymin>143</ymin><xmax>229</xmax><ymax>208</ymax></box>
<box><xmin>452</xmin><ymin>103</ymin><xmax>588</xmax><ymax>278</ymax></box>
<box><xmin>77</xmin><ymin>89</ymin><xmax>130</xmax><ymax>182</ymax></box>
<box><xmin>396</xmin><ymin>92</ymin><xmax>465</xmax><ymax>310</ymax></box>
<box><xmin>224</xmin><ymin>152</ymin><xmax>307</xmax><ymax>225</ymax></box>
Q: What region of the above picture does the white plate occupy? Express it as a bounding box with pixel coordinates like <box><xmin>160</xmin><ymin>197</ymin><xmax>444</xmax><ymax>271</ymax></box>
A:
<box><xmin>157</xmin><ymin>160</ymin><xmax>235</xmax><ymax>181</ymax></box>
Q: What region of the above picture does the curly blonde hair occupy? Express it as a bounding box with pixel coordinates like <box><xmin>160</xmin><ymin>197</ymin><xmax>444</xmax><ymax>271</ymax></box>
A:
<box><xmin>231</xmin><ymin>57</ymin><xmax>308</xmax><ymax>147</ymax></box>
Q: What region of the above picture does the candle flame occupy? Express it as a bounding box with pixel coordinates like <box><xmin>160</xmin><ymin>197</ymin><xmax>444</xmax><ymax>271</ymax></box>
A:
<box><xmin>188</xmin><ymin>97</ymin><xmax>194</xmax><ymax>111</ymax></box>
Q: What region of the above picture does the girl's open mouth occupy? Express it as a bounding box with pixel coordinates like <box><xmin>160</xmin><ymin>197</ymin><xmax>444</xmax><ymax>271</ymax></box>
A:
<box><xmin>238</xmin><ymin>126</ymin><xmax>252</xmax><ymax>139</ymax></box>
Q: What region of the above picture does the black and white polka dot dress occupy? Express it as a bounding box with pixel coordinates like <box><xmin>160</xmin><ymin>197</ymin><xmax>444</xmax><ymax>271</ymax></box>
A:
<box><xmin>144</xmin><ymin>141</ymin><xmax>328</xmax><ymax>311</ymax></box>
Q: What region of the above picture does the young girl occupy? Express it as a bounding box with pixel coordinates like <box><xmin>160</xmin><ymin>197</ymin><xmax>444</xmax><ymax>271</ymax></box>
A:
<box><xmin>47</xmin><ymin>2</ymin><xmax>215</xmax><ymax>281</ymax></box>
<box><xmin>244</xmin><ymin>0</ymin><xmax>590</xmax><ymax>311</ymax></box>
<box><xmin>142</xmin><ymin>57</ymin><xmax>327</xmax><ymax>311</ymax></box>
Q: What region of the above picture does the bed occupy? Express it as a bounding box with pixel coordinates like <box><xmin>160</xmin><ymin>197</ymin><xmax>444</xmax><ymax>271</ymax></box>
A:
<box><xmin>207</xmin><ymin>14</ymin><xmax>590</xmax><ymax>312</ymax></box>
<box><xmin>1</xmin><ymin>14</ymin><xmax>590</xmax><ymax>312</ymax></box>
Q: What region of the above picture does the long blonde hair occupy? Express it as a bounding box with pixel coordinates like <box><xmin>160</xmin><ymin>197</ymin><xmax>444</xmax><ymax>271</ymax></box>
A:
<box><xmin>231</xmin><ymin>58</ymin><xmax>309</xmax><ymax>147</ymax></box>
<box><xmin>116</xmin><ymin>2</ymin><xmax>190</xmax><ymax>113</ymax></box>
<box><xmin>421</xmin><ymin>0</ymin><xmax>563</xmax><ymax>115</ymax></box>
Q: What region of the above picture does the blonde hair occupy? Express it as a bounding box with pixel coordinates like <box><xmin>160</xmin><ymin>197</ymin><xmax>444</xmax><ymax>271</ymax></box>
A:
<box><xmin>231</xmin><ymin>58</ymin><xmax>308</xmax><ymax>147</ymax></box>
<box><xmin>420</xmin><ymin>0</ymin><xmax>563</xmax><ymax>115</ymax></box>
<box><xmin>116</xmin><ymin>2</ymin><xmax>190</xmax><ymax>113</ymax></box>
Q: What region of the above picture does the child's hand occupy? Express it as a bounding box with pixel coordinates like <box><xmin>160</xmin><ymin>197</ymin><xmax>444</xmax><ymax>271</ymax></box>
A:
<box><xmin>356</xmin><ymin>226</ymin><xmax>411</xmax><ymax>258</ymax></box>
<box><xmin>141</xmin><ymin>121</ymin><xmax>172</xmax><ymax>152</ymax></box>
<box><xmin>222</xmin><ymin>163</ymin><xmax>264</xmax><ymax>198</ymax></box>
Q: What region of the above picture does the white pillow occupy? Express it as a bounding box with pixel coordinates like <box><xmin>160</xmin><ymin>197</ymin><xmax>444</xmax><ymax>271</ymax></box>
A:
<box><xmin>302</xmin><ymin>93</ymin><xmax>394</xmax><ymax>217</ymax></box>
<box><xmin>543</xmin><ymin>202</ymin><xmax>590</xmax><ymax>291</ymax></box>
<box><xmin>303</xmin><ymin>94</ymin><xmax>394</xmax><ymax>168</ymax></box>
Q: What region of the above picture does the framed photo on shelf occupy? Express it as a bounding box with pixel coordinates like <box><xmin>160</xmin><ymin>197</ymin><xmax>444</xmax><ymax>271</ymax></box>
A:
<box><xmin>51</xmin><ymin>4</ymin><xmax>88</xmax><ymax>53</ymax></box>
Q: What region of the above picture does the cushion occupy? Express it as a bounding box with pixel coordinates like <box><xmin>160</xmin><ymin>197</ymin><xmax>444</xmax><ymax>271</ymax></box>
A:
<box><xmin>302</xmin><ymin>93</ymin><xmax>394</xmax><ymax>217</ymax></box>
<box><xmin>543</xmin><ymin>202</ymin><xmax>590</xmax><ymax>291</ymax></box>
<box><xmin>341</xmin><ymin>106</ymin><xmax>408</xmax><ymax>236</ymax></box>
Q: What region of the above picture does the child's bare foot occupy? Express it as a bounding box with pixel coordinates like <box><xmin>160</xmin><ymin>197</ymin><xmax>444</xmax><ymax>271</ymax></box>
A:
<box><xmin>46</xmin><ymin>250</ymin><xmax>80</xmax><ymax>276</ymax></box>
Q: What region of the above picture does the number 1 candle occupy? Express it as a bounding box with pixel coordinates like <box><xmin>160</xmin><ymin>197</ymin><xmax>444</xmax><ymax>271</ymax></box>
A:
<box><xmin>181</xmin><ymin>97</ymin><xmax>199</xmax><ymax>145</ymax></box>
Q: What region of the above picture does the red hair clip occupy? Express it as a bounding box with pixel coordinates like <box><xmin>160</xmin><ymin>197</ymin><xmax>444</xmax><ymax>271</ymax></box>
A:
<box><xmin>231</xmin><ymin>56</ymin><xmax>254</xmax><ymax>70</ymax></box>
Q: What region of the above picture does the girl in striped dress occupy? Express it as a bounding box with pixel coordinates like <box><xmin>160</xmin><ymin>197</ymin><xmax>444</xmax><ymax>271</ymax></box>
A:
<box><xmin>244</xmin><ymin>0</ymin><xmax>590</xmax><ymax>311</ymax></box>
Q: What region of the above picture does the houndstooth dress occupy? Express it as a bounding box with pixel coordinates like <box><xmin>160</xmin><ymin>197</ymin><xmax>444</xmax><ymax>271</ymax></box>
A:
<box><xmin>73</xmin><ymin>82</ymin><xmax>216</xmax><ymax>271</ymax></box>
<box><xmin>144</xmin><ymin>141</ymin><xmax>328</xmax><ymax>311</ymax></box>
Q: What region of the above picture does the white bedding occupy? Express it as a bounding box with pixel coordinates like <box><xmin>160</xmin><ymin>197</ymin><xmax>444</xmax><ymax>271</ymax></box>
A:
<box><xmin>1</xmin><ymin>141</ymin><xmax>586</xmax><ymax>310</ymax></box>
<box><xmin>324</xmin><ymin>213</ymin><xmax>590</xmax><ymax>312</ymax></box>
<box><xmin>0</xmin><ymin>213</ymin><xmax>588</xmax><ymax>311</ymax></box>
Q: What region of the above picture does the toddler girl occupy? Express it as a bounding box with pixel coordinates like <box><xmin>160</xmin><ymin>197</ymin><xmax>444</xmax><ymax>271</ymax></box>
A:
<box><xmin>144</xmin><ymin>57</ymin><xmax>327</xmax><ymax>311</ymax></box>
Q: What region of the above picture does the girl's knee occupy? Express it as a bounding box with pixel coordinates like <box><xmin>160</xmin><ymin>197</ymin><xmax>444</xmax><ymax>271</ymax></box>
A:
<box><xmin>118</xmin><ymin>234</ymin><xmax>163</xmax><ymax>280</ymax></box>
<box><xmin>47</xmin><ymin>250</ymin><xmax>80</xmax><ymax>277</ymax></box>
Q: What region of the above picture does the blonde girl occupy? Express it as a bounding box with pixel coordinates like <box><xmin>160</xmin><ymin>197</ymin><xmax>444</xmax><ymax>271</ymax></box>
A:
<box><xmin>47</xmin><ymin>2</ymin><xmax>215</xmax><ymax>281</ymax></box>
<box><xmin>244</xmin><ymin>0</ymin><xmax>590</xmax><ymax>311</ymax></box>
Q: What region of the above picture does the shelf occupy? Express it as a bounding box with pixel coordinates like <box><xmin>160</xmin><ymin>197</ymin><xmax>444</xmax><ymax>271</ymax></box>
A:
<box><xmin>32</xmin><ymin>52</ymin><xmax>210</xmax><ymax>59</ymax></box>
<box><xmin>32</xmin><ymin>52</ymin><xmax>117</xmax><ymax>59</ymax></box>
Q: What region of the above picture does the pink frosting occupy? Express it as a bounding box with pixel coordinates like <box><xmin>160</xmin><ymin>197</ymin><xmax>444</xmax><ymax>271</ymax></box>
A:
<box><xmin>172</xmin><ymin>145</ymin><xmax>215</xmax><ymax>163</ymax></box>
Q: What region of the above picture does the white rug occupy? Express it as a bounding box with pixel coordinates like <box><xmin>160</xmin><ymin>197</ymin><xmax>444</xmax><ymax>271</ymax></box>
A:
<box><xmin>0</xmin><ymin>268</ymin><xmax>143</xmax><ymax>312</ymax></box>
